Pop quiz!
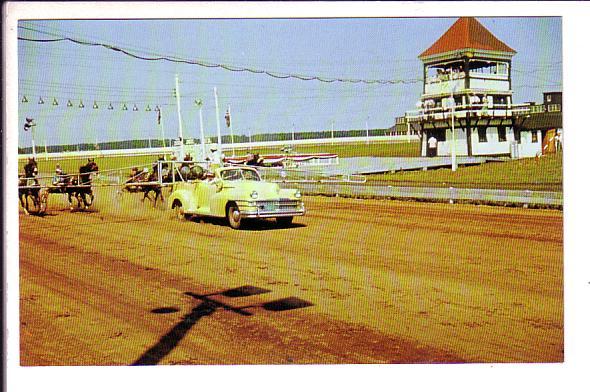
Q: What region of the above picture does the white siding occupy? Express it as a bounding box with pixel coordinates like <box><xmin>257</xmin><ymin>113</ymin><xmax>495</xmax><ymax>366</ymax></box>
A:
<box><xmin>469</xmin><ymin>78</ymin><xmax>510</xmax><ymax>91</ymax></box>
<box><xmin>517</xmin><ymin>130</ymin><xmax>543</xmax><ymax>157</ymax></box>
<box><xmin>437</xmin><ymin>128</ymin><xmax>468</xmax><ymax>156</ymax></box>
<box><xmin>471</xmin><ymin>126</ymin><xmax>513</xmax><ymax>156</ymax></box>
<box><xmin>422</xmin><ymin>126</ymin><xmax>543</xmax><ymax>158</ymax></box>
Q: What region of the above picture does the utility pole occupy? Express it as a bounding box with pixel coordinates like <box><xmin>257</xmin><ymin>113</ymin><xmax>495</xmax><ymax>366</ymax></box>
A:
<box><xmin>175</xmin><ymin>74</ymin><xmax>185</xmax><ymax>158</ymax></box>
<box><xmin>196</xmin><ymin>99</ymin><xmax>205</xmax><ymax>160</ymax></box>
<box><xmin>24</xmin><ymin>118</ymin><xmax>37</xmax><ymax>158</ymax></box>
<box><xmin>158</xmin><ymin>106</ymin><xmax>166</xmax><ymax>148</ymax></box>
<box><xmin>331</xmin><ymin>120</ymin><xmax>335</xmax><ymax>144</ymax></box>
<box><xmin>31</xmin><ymin>125</ymin><xmax>37</xmax><ymax>159</ymax></box>
<box><xmin>214</xmin><ymin>87</ymin><xmax>222</xmax><ymax>148</ymax></box>
<box><xmin>292</xmin><ymin>123</ymin><xmax>295</xmax><ymax>143</ymax></box>
<box><xmin>365</xmin><ymin>117</ymin><xmax>369</xmax><ymax>144</ymax></box>
<box><xmin>450</xmin><ymin>68</ymin><xmax>457</xmax><ymax>172</ymax></box>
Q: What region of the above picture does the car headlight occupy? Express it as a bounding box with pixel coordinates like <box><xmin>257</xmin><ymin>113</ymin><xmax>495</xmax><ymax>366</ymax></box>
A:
<box><xmin>250</xmin><ymin>190</ymin><xmax>258</xmax><ymax>199</ymax></box>
<box><xmin>295</xmin><ymin>190</ymin><xmax>302</xmax><ymax>198</ymax></box>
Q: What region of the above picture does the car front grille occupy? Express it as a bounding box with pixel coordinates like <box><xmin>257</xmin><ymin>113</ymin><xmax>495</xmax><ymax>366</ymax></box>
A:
<box><xmin>257</xmin><ymin>199</ymin><xmax>301</xmax><ymax>212</ymax></box>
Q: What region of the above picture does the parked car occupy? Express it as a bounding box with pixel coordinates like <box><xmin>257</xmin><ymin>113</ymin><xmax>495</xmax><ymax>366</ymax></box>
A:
<box><xmin>168</xmin><ymin>166</ymin><xmax>305</xmax><ymax>229</ymax></box>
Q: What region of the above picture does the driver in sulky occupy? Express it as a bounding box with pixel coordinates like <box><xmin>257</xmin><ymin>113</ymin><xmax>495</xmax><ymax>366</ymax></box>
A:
<box><xmin>52</xmin><ymin>164</ymin><xmax>68</xmax><ymax>186</ymax></box>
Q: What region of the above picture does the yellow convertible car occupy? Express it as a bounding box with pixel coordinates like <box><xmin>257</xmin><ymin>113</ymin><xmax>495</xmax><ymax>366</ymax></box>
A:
<box><xmin>168</xmin><ymin>166</ymin><xmax>305</xmax><ymax>229</ymax></box>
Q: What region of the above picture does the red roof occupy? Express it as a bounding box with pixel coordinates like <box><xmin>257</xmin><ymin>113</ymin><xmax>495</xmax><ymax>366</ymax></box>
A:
<box><xmin>420</xmin><ymin>17</ymin><xmax>516</xmax><ymax>58</ymax></box>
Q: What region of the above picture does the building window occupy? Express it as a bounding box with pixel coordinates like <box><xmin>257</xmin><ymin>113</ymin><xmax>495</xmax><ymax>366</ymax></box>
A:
<box><xmin>531</xmin><ymin>131</ymin><xmax>538</xmax><ymax>143</ymax></box>
<box><xmin>431</xmin><ymin>128</ymin><xmax>446</xmax><ymax>142</ymax></box>
<box><xmin>497</xmin><ymin>62</ymin><xmax>508</xmax><ymax>75</ymax></box>
<box><xmin>498</xmin><ymin>126</ymin><xmax>507</xmax><ymax>142</ymax></box>
<box><xmin>478</xmin><ymin>127</ymin><xmax>488</xmax><ymax>143</ymax></box>
<box><xmin>514</xmin><ymin>128</ymin><xmax>521</xmax><ymax>143</ymax></box>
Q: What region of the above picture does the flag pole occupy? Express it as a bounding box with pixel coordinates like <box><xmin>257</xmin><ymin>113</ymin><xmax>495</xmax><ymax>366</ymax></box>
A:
<box><xmin>31</xmin><ymin>123</ymin><xmax>37</xmax><ymax>159</ymax></box>
<box><xmin>214</xmin><ymin>87</ymin><xmax>222</xmax><ymax>148</ymax></box>
<box><xmin>159</xmin><ymin>107</ymin><xmax>166</xmax><ymax>149</ymax></box>
<box><xmin>175</xmin><ymin>74</ymin><xmax>184</xmax><ymax>158</ymax></box>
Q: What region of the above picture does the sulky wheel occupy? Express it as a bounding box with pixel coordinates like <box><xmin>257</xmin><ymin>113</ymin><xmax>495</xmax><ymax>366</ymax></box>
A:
<box><xmin>25</xmin><ymin>193</ymin><xmax>40</xmax><ymax>215</ymax></box>
<box><xmin>38</xmin><ymin>189</ymin><xmax>48</xmax><ymax>214</ymax></box>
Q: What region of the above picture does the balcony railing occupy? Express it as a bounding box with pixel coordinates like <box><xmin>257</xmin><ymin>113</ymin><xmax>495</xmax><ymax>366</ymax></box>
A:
<box><xmin>525</xmin><ymin>103</ymin><xmax>562</xmax><ymax>114</ymax></box>
<box><xmin>404</xmin><ymin>103</ymin><xmax>530</xmax><ymax>122</ymax></box>
<box><xmin>529</xmin><ymin>104</ymin><xmax>546</xmax><ymax>114</ymax></box>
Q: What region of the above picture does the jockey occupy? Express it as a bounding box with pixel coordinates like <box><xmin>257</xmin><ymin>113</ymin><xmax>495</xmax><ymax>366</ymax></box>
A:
<box><xmin>52</xmin><ymin>164</ymin><xmax>65</xmax><ymax>186</ymax></box>
<box><xmin>128</xmin><ymin>167</ymin><xmax>140</xmax><ymax>181</ymax></box>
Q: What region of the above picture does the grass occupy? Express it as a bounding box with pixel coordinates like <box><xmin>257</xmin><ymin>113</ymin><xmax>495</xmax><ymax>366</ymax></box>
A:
<box><xmin>20</xmin><ymin>155</ymin><xmax>163</xmax><ymax>175</ymax></box>
<box><xmin>366</xmin><ymin>152</ymin><xmax>563</xmax><ymax>191</ymax></box>
<box><xmin>19</xmin><ymin>141</ymin><xmax>562</xmax><ymax>191</ymax></box>
<box><xmin>20</xmin><ymin>141</ymin><xmax>421</xmax><ymax>174</ymax></box>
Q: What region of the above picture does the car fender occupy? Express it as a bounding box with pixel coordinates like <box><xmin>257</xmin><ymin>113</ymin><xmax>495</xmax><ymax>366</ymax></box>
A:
<box><xmin>168</xmin><ymin>188</ymin><xmax>198</xmax><ymax>212</ymax></box>
<box><xmin>210</xmin><ymin>186</ymin><xmax>242</xmax><ymax>217</ymax></box>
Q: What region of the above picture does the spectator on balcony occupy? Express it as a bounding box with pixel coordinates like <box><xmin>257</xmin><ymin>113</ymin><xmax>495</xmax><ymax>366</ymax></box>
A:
<box><xmin>427</xmin><ymin>136</ymin><xmax>438</xmax><ymax>157</ymax></box>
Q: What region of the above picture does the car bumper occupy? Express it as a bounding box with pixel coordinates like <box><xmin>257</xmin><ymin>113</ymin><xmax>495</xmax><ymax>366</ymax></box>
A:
<box><xmin>236</xmin><ymin>200</ymin><xmax>305</xmax><ymax>219</ymax></box>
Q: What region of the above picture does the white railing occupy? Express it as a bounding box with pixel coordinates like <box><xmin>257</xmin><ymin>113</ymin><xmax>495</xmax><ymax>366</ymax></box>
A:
<box><xmin>405</xmin><ymin>103</ymin><xmax>530</xmax><ymax>122</ymax></box>
<box><xmin>18</xmin><ymin>135</ymin><xmax>420</xmax><ymax>161</ymax></box>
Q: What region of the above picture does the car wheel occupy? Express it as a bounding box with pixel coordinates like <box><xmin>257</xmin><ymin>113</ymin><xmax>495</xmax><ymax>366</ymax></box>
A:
<box><xmin>172</xmin><ymin>200</ymin><xmax>185</xmax><ymax>220</ymax></box>
<box><xmin>276</xmin><ymin>216</ymin><xmax>294</xmax><ymax>227</ymax></box>
<box><xmin>227</xmin><ymin>203</ymin><xmax>242</xmax><ymax>229</ymax></box>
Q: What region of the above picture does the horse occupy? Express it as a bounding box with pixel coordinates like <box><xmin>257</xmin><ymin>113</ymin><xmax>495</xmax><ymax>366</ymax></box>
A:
<box><xmin>18</xmin><ymin>174</ymin><xmax>47</xmax><ymax>215</ymax></box>
<box><xmin>19</xmin><ymin>159</ymin><xmax>47</xmax><ymax>215</ymax></box>
<box><xmin>67</xmin><ymin>160</ymin><xmax>99</xmax><ymax>210</ymax></box>
<box><xmin>123</xmin><ymin>166</ymin><xmax>168</xmax><ymax>207</ymax></box>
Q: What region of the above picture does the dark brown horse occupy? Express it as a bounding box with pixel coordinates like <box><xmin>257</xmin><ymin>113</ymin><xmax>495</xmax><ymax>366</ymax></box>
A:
<box><xmin>18</xmin><ymin>174</ymin><xmax>47</xmax><ymax>215</ymax></box>
<box><xmin>18</xmin><ymin>159</ymin><xmax>47</xmax><ymax>215</ymax></box>
<box><xmin>123</xmin><ymin>166</ymin><xmax>167</xmax><ymax>207</ymax></box>
<box><xmin>67</xmin><ymin>159</ymin><xmax>99</xmax><ymax>210</ymax></box>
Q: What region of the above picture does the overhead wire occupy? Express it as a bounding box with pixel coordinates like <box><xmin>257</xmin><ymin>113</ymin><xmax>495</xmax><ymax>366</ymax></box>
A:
<box><xmin>18</xmin><ymin>31</ymin><xmax>420</xmax><ymax>86</ymax></box>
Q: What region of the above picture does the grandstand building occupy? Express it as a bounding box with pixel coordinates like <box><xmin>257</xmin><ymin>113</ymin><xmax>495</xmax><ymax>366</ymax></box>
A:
<box><xmin>397</xmin><ymin>17</ymin><xmax>561</xmax><ymax>158</ymax></box>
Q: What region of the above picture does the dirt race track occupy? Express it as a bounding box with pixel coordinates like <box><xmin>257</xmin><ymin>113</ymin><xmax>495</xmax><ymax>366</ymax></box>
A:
<box><xmin>19</xmin><ymin>186</ymin><xmax>563</xmax><ymax>365</ymax></box>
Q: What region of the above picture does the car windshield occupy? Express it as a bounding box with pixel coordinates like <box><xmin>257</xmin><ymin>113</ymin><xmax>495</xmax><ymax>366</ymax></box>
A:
<box><xmin>220</xmin><ymin>168</ymin><xmax>261</xmax><ymax>181</ymax></box>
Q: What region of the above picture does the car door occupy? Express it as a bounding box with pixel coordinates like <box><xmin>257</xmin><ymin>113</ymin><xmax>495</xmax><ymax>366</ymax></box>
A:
<box><xmin>194</xmin><ymin>180</ymin><xmax>218</xmax><ymax>215</ymax></box>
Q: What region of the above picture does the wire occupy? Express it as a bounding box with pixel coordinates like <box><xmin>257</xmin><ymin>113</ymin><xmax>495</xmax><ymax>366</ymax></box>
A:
<box><xmin>18</xmin><ymin>33</ymin><xmax>420</xmax><ymax>86</ymax></box>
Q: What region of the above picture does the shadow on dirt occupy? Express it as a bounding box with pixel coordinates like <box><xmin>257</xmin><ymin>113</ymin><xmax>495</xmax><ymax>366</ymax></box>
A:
<box><xmin>132</xmin><ymin>285</ymin><xmax>313</xmax><ymax>366</ymax></box>
<box><xmin>187</xmin><ymin>216</ymin><xmax>307</xmax><ymax>231</ymax></box>
<box><xmin>151</xmin><ymin>307</ymin><xmax>180</xmax><ymax>314</ymax></box>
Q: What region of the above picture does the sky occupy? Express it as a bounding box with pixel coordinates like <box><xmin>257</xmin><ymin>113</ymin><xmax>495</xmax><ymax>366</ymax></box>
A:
<box><xmin>16</xmin><ymin>15</ymin><xmax>561</xmax><ymax>148</ymax></box>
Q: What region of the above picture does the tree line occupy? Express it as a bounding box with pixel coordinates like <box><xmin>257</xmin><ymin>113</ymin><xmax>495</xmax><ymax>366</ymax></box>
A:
<box><xmin>18</xmin><ymin>128</ymin><xmax>393</xmax><ymax>154</ymax></box>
